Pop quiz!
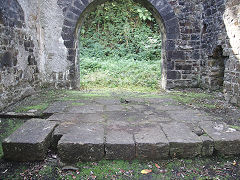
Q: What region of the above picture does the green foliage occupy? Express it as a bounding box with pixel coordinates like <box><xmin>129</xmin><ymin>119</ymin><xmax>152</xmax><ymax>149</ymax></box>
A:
<box><xmin>80</xmin><ymin>58</ymin><xmax>161</xmax><ymax>91</ymax></box>
<box><xmin>0</xmin><ymin>119</ymin><xmax>25</xmax><ymax>158</ymax></box>
<box><xmin>79</xmin><ymin>0</ymin><xmax>162</xmax><ymax>91</ymax></box>
<box><xmin>15</xmin><ymin>103</ymin><xmax>49</xmax><ymax>113</ymax></box>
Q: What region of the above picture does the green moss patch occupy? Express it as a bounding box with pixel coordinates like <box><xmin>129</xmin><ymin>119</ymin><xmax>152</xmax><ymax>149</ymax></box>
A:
<box><xmin>15</xmin><ymin>103</ymin><xmax>49</xmax><ymax>113</ymax></box>
<box><xmin>0</xmin><ymin>119</ymin><xmax>25</xmax><ymax>158</ymax></box>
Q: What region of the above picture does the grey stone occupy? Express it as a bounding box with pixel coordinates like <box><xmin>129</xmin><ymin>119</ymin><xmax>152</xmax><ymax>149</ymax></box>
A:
<box><xmin>2</xmin><ymin>119</ymin><xmax>57</xmax><ymax>161</ymax></box>
<box><xmin>94</xmin><ymin>98</ymin><xmax>121</xmax><ymax>105</ymax></box>
<box><xmin>19</xmin><ymin>87</ymin><xmax>35</xmax><ymax>99</ymax></box>
<box><xmin>58</xmin><ymin>124</ymin><xmax>104</xmax><ymax>163</ymax></box>
<box><xmin>43</xmin><ymin>102</ymin><xmax>69</xmax><ymax>114</ymax></box>
<box><xmin>1</xmin><ymin>0</ymin><xmax>239</xmax><ymax>111</ymax></box>
<box><xmin>62</xmin><ymin>166</ymin><xmax>79</xmax><ymax>171</ymax></box>
<box><xmin>167</xmin><ymin>109</ymin><xmax>211</xmax><ymax>124</ymax></box>
<box><xmin>106</xmin><ymin>120</ymin><xmax>135</xmax><ymax>133</ymax></box>
<box><xmin>145</xmin><ymin>98</ymin><xmax>177</xmax><ymax>105</ymax></box>
<box><xmin>160</xmin><ymin>122</ymin><xmax>202</xmax><ymax>158</ymax></box>
<box><xmin>47</xmin><ymin>113</ymin><xmax>105</xmax><ymax>123</ymax></box>
<box><xmin>104</xmin><ymin>111</ymin><xmax>146</xmax><ymax>123</ymax></box>
<box><xmin>199</xmin><ymin>121</ymin><xmax>240</xmax><ymax>156</ymax></box>
<box><xmin>51</xmin><ymin>123</ymin><xmax>77</xmax><ymax>151</ymax></box>
<box><xmin>200</xmin><ymin>135</ymin><xmax>214</xmax><ymax>156</ymax></box>
<box><xmin>105</xmin><ymin>105</ymin><xmax>127</xmax><ymax>112</ymax></box>
<box><xmin>105</xmin><ymin>130</ymin><xmax>135</xmax><ymax>160</ymax></box>
<box><xmin>135</xmin><ymin>125</ymin><xmax>169</xmax><ymax>160</ymax></box>
<box><xmin>193</xmin><ymin>127</ymin><xmax>205</xmax><ymax>136</ymax></box>
<box><xmin>153</xmin><ymin>104</ymin><xmax>185</xmax><ymax>111</ymax></box>
<box><xmin>65</xmin><ymin>105</ymin><xmax>104</xmax><ymax>113</ymax></box>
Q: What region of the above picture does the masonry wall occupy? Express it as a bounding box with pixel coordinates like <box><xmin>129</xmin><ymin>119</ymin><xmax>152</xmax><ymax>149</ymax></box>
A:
<box><xmin>200</xmin><ymin>0</ymin><xmax>240</xmax><ymax>105</ymax></box>
<box><xmin>0</xmin><ymin>0</ymin><xmax>239</xmax><ymax>109</ymax></box>
<box><xmin>223</xmin><ymin>0</ymin><xmax>240</xmax><ymax>105</ymax></box>
<box><xmin>166</xmin><ymin>0</ymin><xmax>203</xmax><ymax>88</ymax></box>
<box><xmin>0</xmin><ymin>0</ymin><xmax>39</xmax><ymax>110</ymax></box>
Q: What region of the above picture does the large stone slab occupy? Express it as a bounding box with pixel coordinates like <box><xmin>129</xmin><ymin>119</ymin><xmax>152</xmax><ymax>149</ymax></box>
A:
<box><xmin>166</xmin><ymin>109</ymin><xmax>211</xmax><ymax>124</ymax></box>
<box><xmin>43</xmin><ymin>101</ymin><xmax>69</xmax><ymax>114</ymax></box>
<box><xmin>200</xmin><ymin>135</ymin><xmax>214</xmax><ymax>156</ymax></box>
<box><xmin>153</xmin><ymin>104</ymin><xmax>186</xmax><ymax>111</ymax></box>
<box><xmin>58</xmin><ymin>124</ymin><xmax>104</xmax><ymax>163</ymax></box>
<box><xmin>2</xmin><ymin>119</ymin><xmax>57</xmax><ymax>161</ymax></box>
<box><xmin>199</xmin><ymin>121</ymin><xmax>240</xmax><ymax>156</ymax></box>
<box><xmin>47</xmin><ymin>113</ymin><xmax>105</xmax><ymax>123</ymax></box>
<box><xmin>105</xmin><ymin>105</ymin><xmax>127</xmax><ymax>112</ymax></box>
<box><xmin>135</xmin><ymin>125</ymin><xmax>169</xmax><ymax>160</ymax></box>
<box><xmin>105</xmin><ymin>130</ymin><xmax>135</xmax><ymax>160</ymax></box>
<box><xmin>65</xmin><ymin>105</ymin><xmax>104</xmax><ymax>114</ymax></box>
<box><xmin>51</xmin><ymin>123</ymin><xmax>77</xmax><ymax>151</ymax></box>
<box><xmin>105</xmin><ymin>111</ymin><xmax>146</xmax><ymax>123</ymax></box>
<box><xmin>160</xmin><ymin>122</ymin><xmax>202</xmax><ymax>158</ymax></box>
<box><xmin>94</xmin><ymin>98</ymin><xmax>121</xmax><ymax>105</ymax></box>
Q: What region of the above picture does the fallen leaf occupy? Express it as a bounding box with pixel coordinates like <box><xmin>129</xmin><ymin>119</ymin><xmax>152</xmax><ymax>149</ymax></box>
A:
<box><xmin>155</xmin><ymin>163</ymin><xmax>160</xmax><ymax>169</ymax></box>
<box><xmin>233</xmin><ymin>161</ymin><xmax>237</xmax><ymax>166</ymax></box>
<box><xmin>141</xmin><ymin>169</ymin><xmax>152</xmax><ymax>174</ymax></box>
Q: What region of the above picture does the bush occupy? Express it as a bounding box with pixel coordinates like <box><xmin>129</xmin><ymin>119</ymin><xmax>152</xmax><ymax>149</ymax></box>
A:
<box><xmin>79</xmin><ymin>0</ymin><xmax>162</xmax><ymax>91</ymax></box>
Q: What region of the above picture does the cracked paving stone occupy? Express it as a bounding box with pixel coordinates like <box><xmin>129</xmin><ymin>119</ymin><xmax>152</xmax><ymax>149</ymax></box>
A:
<box><xmin>135</xmin><ymin>125</ymin><xmax>169</xmax><ymax>160</ymax></box>
<box><xmin>199</xmin><ymin>121</ymin><xmax>240</xmax><ymax>156</ymax></box>
<box><xmin>160</xmin><ymin>122</ymin><xmax>202</xmax><ymax>158</ymax></box>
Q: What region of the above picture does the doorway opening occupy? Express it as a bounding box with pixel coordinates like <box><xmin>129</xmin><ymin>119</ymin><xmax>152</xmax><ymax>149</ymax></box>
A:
<box><xmin>208</xmin><ymin>45</ymin><xmax>228</xmax><ymax>90</ymax></box>
<box><xmin>78</xmin><ymin>0</ymin><xmax>162</xmax><ymax>92</ymax></box>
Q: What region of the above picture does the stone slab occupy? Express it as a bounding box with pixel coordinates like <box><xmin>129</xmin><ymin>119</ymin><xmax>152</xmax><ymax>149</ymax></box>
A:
<box><xmin>51</xmin><ymin>123</ymin><xmax>77</xmax><ymax>151</ymax></box>
<box><xmin>43</xmin><ymin>101</ymin><xmax>69</xmax><ymax>114</ymax></box>
<box><xmin>65</xmin><ymin>105</ymin><xmax>104</xmax><ymax>114</ymax></box>
<box><xmin>167</xmin><ymin>109</ymin><xmax>211</xmax><ymax>123</ymax></box>
<box><xmin>58</xmin><ymin>124</ymin><xmax>105</xmax><ymax>163</ymax></box>
<box><xmin>135</xmin><ymin>125</ymin><xmax>169</xmax><ymax>160</ymax></box>
<box><xmin>105</xmin><ymin>111</ymin><xmax>147</xmax><ymax>123</ymax></box>
<box><xmin>106</xmin><ymin>120</ymin><xmax>136</xmax><ymax>133</ymax></box>
<box><xmin>144</xmin><ymin>98</ymin><xmax>177</xmax><ymax>105</ymax></box>
<box><xmin>160</xmin><ymin>122</ymin><xmax>202</xmax><ymax>158</ymax></box>
<box><xmin>2</xmin><ymin>119</ymin><xmax>57</xmax><ymax>161</ymax></box>
<box><xmin>199</xmin><ymin>121</ymin><xmax>240</xmax><ymax>156</ymax></box>
<box><xmin>94</xmin><ymin>98</ymin><xmax>121</xmax><ymax>105</ymax></box>
<box><xmin>200</xmin><ymin>135</ymin><xmax>214</xmax><ymax>156</ymax></box>
<box><xmin>153</xmin><ymin>104</ymin><xmax>185</xmax><ymax>111</ymax></box>
<box><xmin>105</xmin><ymin>105</ymin><xmax>127</xmax><ymax>112</ymax></box>
<box><xmin>47</xmin><ymin>113</ymin><xmax>105</xmax><ymax>123</ymax></box>
<box><xmin>105</xmin><ymin>130</ymin><xmax>135</xmax><ymax>160</ymax></box>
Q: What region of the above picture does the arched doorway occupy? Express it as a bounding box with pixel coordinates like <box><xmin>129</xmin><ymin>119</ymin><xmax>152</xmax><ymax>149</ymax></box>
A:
<box><xmin>61</xmin><ymin>0</ymin><xmax>180</xmax><ymax>89</ymax></box>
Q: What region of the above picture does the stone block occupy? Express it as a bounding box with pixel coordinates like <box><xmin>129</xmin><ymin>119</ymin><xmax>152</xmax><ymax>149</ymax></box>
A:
<box><xmin>199</xmin><ymin>121</ymin><xmax>240</xmax><ymax>156</ymax></box>
<box><xmin>200</xmin><ymin>135</ymin><xmax>214</xmax><ymax>156</ymax></box>
<box><xmin>2</xmin><ymin>119</ymin><xmax>57</xmax><ymax>161</ymax></box>
<box><xmin>105</xmin><ymin>130</ymin><xmax>135</xmax><ymax>160</ymax></box>
<box><xmin>135</xmin><ymin>126</ymin><xmax>169</xmax><ymax>160</ymax></box>
<box><xmin>160</xmin><ymin>122</ymin><xmax>202</xmax><ymax>158</ymax></box>
<box><xmin>167</xmin><ymin>71</ymin><xmax>181</xmax><ymax>80</ymax></box>
<box><xmin>66</xmin><ymin>105</ymin><xmax>104</xmax><ymax>113</ymax></box>
<box><xmin>43</xmin><ymin>102</ymin><xmax>69</xmax><ymax>114</ymax></box>
<box><xmin>58</xmin><ymin>124</ymin><xmax>104</xmax><ymax>163</ymax></box>
<box><xmin>48</xmin><ymin>113</ymin><xmax>105</xmax><ymax>123</ymax></box>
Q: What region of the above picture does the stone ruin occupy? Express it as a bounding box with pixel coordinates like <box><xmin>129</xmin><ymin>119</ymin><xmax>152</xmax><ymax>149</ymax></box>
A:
<box><xmin>0</xmin><ymin>0</ymin><xmax>239</xmax><ymax>109</ymax></box>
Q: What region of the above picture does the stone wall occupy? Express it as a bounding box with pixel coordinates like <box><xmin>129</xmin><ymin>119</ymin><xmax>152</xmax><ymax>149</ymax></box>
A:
<box><xmin>199</xmin><ymin>0</ymin><xmax>240</xmax><ymax>105</ymax></box>
<box><xmin>0</xmin><ymin>0</ymin><xmax>239</xmax><ymax>108</ymax></box>
<box><xmin>0</xmin><ymin>0</ymin><xmax>39</xmax><ymax>110</ymax></box>
<box><xmin>223</xmin><ymin>0</ymin><xmax>240</xmax><ymax>105</ymax></box>
<box><xmin>167</xmin><ymin>0</ymin><xmax>203</xmax><ymax>88</ymax></box>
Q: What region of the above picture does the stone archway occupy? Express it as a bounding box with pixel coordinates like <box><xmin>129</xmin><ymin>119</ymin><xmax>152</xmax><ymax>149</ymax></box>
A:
<box><xmin>60</xmin><ymin>0</ymin><xmax>180</xmax><ymax>89</ymax></box>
